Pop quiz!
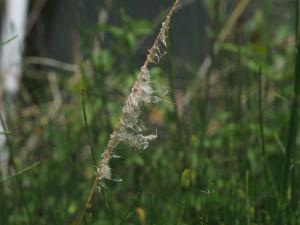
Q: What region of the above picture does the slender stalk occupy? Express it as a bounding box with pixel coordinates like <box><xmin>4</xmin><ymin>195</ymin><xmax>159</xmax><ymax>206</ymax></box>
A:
<box><xmin>277</xmin><ymin>0</ymin><xmax>300</xmax><ymax>222</ymax></box>
<box><xmin>291</xmin><ymin>0</ymin><xmax>299</xmax><ymax>214</ymax></box>
<box><xmin>258</xmin><ymin>67</ymin><xmax>278</xmax><ymax>205</ymax></box>
<box><xmin>0</xmin><ymin>35</ymin><xmax>18</xmax><ymax>46</ymax></box>
<box><xmin>81</xmin><ymin>89</ymin><xmax>115</xmax><ymax>224</ymax></box>
<box><xmin>246</xmin><ymin>171</ymin><xmax>250</xmax><ymax>225</ymax></box>
<box><xmin>178</xmin><ymin>191</ymin><xmax>187</xmax><ymax>225</ymax></box>
<box><xmin>258</xmin><ymin>67</ymin><xmax>267</xmax><ymax>179</ymax></box>
<box><xmin>281</xmin><ymin>0</ymin><xmax>300</xmax><ymax>205</ymax></box>
<box><xmin>213</xmin><ymin>0</ymin><xmax>251</xmax><ymax>54</ymax></box>
<box><xmin>76</xmin><ymin>1</ymin><xmax>181</xmax><ymax>224</ymax></box>
<box><xmin>179</xmin><ymin>0</ymin><xmax>251</xmax><ymax>116</ymax></box>
<box><xmin>0</xmin><ymin>113</ymin><xmax>33</xmax><ymax>224</ymax></box>
<box><xmin>0</xmin><ymin>161</ymin><xmax>40</xmax><ymax>183</ymax></box>
<box><xmin>81</xmin><ymin>89</ymin><xmax>96</xmax><ymax>166</ymax></box>
<box><xmin>100</xmin><ymin>188</ymin><xmax>115</xmax><ymax>225</ymax></box>
<box><xmin>119</xmin><ymin>192</ymin><xmax>140</xmax><ymax>225</ymax></box>
<box><xmin>166</xmin><ymin>29</ymin><xmax>187</xmax><ymax>166</ymax></box>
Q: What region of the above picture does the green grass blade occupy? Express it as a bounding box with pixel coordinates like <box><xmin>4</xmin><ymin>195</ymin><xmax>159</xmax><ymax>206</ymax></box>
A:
<box><xmin>81</xmin><ymin>89</ymin><xmax>97</xmax><ymax>166</ymax></box>
<box><xmin>278</xmin><ymin>0</ymin><xmax>300</xmax><ymax>222</ymax></box>
<box><xmin>0</xmin><ymin>131</ymin><xmax>12</xmax><ymax>135</ymax></box>
<box><xmin>119</xmin><ymin>192</ymin><xmax>140</xmax><ymax>225</ymax></box>
<box><xmin>0</xmin><ymin>161</ymin><xmax>40</xmax><ymax>183</ymax></box>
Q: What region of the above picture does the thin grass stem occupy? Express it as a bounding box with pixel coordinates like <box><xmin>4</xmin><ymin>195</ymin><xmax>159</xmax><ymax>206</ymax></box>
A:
<box><xmin>81</xmin><ymin>89</ymin><xmax>96</xmax><ymax>166</ymax></box>
<box><xmin>119</xmin><ymin>192</ymin><xmax>140</xmax><ymax>225</ymax></box>
<box><xmin>0</xmin><ymin>112</ymin><xmax>33</xmax><ymax>224</ymax></box>
<box><xmin>277</xmin><ymin>1</ymin><xmax>300</xmax><ymax>222</ymax></box>
<box><xmin>76</xmin><ymin>1</ymin><xmax>181</xmax><ymax>224</ymax></box>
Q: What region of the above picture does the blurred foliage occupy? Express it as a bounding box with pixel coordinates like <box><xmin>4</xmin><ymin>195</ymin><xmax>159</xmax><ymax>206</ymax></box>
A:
<box><xmin>1</xmin><ymin>1</ymin><xmax>300</xmax><ymax>225</ymax></box>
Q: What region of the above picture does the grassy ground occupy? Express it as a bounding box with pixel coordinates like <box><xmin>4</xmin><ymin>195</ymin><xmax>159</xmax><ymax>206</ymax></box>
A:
<box><xmin>0</xmin><ymin>0</ymin><xmax>299</xmax><ymax>224</ymax></box>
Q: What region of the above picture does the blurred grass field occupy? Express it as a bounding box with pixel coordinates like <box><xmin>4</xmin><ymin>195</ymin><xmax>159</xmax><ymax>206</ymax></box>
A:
<box><xmin>0</xmin><ymin>0</ymin><xmax>299</xmax><ymax>224</ymax></box>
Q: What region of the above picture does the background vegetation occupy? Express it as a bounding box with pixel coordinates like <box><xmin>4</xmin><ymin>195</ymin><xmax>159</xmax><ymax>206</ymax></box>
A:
<box><xmin>0</xmin><ymin>0</ymin><xmax>299</xmax><ymax>224</ymax></box>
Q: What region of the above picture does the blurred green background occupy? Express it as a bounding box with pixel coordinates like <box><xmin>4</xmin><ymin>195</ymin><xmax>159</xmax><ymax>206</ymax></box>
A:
<box><xmin>0</xmin><ymin>0</ymin><xmax>299</xmax><ymax>224</ymax></box>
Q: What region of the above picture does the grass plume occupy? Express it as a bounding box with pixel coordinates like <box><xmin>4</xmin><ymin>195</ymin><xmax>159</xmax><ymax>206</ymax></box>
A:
<box><xmin>97</xmin><ymin>0</ymin><xmax>180</xmax><ymax>183</ymax></box>
<box><xmin>77</xmin><ymin>0</ymin><xmax>181</xmax><ymax>223</ymax></box>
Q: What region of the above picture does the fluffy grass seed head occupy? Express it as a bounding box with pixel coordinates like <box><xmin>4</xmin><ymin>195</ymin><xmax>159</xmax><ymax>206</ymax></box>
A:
<box><xmin>96</xmin><ymin>0</ymin><xmax>181</xmax><ymax>184</ymax></box>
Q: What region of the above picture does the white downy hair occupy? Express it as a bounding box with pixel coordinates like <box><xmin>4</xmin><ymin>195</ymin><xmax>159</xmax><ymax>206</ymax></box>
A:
<box><xmin>96</xmin><ymin>0</ymin><xmax>181</xmax><ymax>183</ymax></box>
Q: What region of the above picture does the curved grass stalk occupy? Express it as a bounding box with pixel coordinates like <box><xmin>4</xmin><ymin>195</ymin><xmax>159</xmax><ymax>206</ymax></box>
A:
<box><xmin>76</xmin><ymin>1</ymin><xmax>181</xmax><ymax>224</ymax></box>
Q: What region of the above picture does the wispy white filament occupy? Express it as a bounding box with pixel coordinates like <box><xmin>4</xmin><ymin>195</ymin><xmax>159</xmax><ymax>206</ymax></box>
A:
<box><xmin>96</xmin><ymin>0</ymin><xmax>181</xmax><ymax>184</ymax></box>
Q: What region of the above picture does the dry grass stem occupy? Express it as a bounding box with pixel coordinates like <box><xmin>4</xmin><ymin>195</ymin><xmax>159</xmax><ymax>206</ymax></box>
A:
<box><xmin>96</xmin><ymin>0</ymin><xmax>180</xmax><ymax>184</ymax></box>
<box><xmin>178</xmin><ymin>0</ymin><xmax>250</xmax><ymax>117</ymax></box>
<box><xmin>77</xmin><ymin>1</ymin><xmax>181</xmax><ymax>224</ymax></box>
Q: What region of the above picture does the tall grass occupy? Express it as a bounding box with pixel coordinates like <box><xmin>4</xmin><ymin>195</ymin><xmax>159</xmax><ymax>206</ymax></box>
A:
<box><xmin>0</xmin><ymin>113</ymin><xmax>33</xmax><ymax>224</ymax></box>
<box><xmin>1</xmin><ymin>1</ymin><xmax>299</xmax><ymax>224</ymax></box>
<box><xmin>277</xmin><ymin>0</ymin><xmax>300</xmax><ymax>223</ymax></box>
<box><xmin>77</xmin><ymin>1</ymin><xmax>181</xmax><ymax>223</ymax></box>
